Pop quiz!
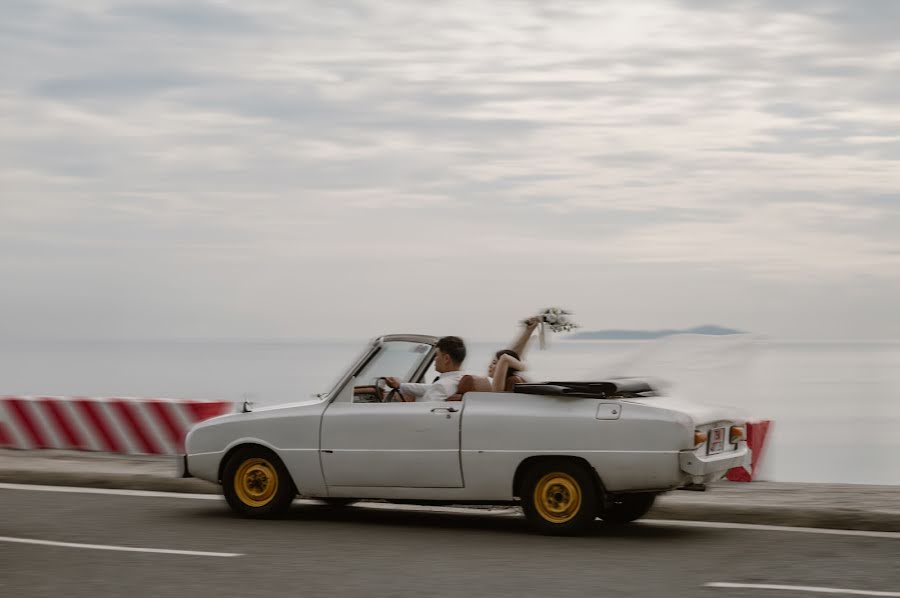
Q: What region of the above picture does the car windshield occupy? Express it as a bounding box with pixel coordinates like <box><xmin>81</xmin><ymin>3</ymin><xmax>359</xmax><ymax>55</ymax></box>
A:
<box><xmin>316</xmin><ymin>344</ymin><xmax>371</xmax><ymax>399</ymax></box>
<box><xmin>354</xmin><ymin>340</ymin><xmax>432</xmax><ymax>386</ymax></box>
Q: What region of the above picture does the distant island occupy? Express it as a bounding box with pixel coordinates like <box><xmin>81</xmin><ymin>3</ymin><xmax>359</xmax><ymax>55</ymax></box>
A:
<box><xmin>567</xmin><ymin>325</ymin><xmax>744</xmax><ymax>340</ymax></box>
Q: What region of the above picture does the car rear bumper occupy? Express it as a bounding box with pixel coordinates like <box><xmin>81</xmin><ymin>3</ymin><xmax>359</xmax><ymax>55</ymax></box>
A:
<box><xmin>175</xmin><ymin>454</ymin><xmax>192</xmax><ymax>479</ymax></box>
<box><xmin>679</xmin><ymin>444</ymin><xmax>750</xmax><ymax>477</ymax></box>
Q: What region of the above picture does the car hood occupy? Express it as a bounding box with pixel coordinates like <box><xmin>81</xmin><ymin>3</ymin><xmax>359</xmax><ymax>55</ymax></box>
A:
<box><xmin>246</xmin><ymin>397</ymin><xmax>324</xmax><ymax>413</ymax></box>
<box><xmin>191</xmin><ymin>397</ymin><xmax>325</xmax><ymax>429</ymax></box>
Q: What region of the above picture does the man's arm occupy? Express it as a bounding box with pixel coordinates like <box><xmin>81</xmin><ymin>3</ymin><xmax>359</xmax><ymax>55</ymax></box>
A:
<box><xmin>386</xmin><ymin>376</ymin><xmax>428</xmax><ymax>399</ymax></box>
<box><xmin>398</xmin><ymin>382</ymin><xmax>428</xmax><ymax>399</ymax></box>
<box><xmin>419</xmin><ymin>381</ymin><xmax>451</xmax><ymax>402</ymax></box>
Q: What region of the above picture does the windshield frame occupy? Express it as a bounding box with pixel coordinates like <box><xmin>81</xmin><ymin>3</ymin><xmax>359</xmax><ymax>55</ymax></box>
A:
<box><xmin>321</xmin><ymin>334</ymin><xmax>438</xmax><ymax>402</ymax></box>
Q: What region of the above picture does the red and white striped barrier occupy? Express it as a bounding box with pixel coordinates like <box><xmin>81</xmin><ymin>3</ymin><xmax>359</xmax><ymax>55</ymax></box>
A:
<box><xmin>0</xmin><ymin>396</ymin><xmax>233</xmax><ymax>456</ymax></box>
<box><xmin>726</xmin><ymin>420</ymin><xmax>772</xmax><ymax>482</ymax></box>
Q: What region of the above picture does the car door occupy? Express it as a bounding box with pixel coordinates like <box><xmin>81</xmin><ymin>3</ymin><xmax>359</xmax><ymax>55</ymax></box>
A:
<box><xmin>320</xmin><ymin>400</ymin><xmax>463</xmax><ymax>488</ymax></box>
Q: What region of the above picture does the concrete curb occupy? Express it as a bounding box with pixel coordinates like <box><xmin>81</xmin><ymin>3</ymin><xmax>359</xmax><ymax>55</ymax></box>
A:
<box><xmin>2</xmin><ymin>465</ymin><xmax>898</xmax><ymax>533</ymax></box>
<box><xmin>0</xmin><ymin>467</ymin><xmax>220</xmax><ymax>494</ymax></box>
<box><xmin>648</xmin><ymin>500</ymin><xmax>900</xmax><ymax>533</ymax></box>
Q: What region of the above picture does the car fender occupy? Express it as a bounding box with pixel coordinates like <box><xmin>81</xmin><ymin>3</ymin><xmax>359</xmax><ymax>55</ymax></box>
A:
<box><xmin>185</xmin><ymin>399</ymin><xmax>329</xmax><ymax>496</ymax></box>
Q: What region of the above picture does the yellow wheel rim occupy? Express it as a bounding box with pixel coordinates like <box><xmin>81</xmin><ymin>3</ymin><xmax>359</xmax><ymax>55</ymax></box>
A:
<box><xmin>234</xmin><ymin>458</ymin><xmax>279</xmax><ymax>507</ymax></box>
<box><xmin>533</xmin><ymin>472</ymin><xmax>582</xmax><ymax>524</ymax></box>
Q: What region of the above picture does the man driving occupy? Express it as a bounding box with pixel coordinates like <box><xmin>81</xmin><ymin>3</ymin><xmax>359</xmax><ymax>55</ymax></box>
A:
<box><xmin>384</xmin><ymin>336</ymin><xmax>466</xmax><ymax>402</ymax></box>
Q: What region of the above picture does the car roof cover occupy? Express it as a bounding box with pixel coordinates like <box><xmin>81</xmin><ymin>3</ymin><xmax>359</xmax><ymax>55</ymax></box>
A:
<box><xmin>513</xmin><ymin>379</ymin><xmax>655</xmax><ymax>398</ymax></box>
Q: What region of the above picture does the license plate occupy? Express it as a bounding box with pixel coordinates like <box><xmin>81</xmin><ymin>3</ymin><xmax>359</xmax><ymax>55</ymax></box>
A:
<box><xmin>707</xmin><ymin>427</ymin><xmax>726</xmax><ymax>455</ymax></box>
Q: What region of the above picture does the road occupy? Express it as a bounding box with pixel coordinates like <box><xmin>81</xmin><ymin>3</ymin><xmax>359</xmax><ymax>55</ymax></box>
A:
<box><xmin>1</xmin><ymin>484</ymin><xmax>898</xmax><ymax>598</ymax></box>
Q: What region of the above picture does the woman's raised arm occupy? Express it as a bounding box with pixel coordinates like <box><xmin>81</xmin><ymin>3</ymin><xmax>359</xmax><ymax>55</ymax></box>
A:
<box><xmin>508</xmin><ymin>316</ymin><xmax>541</xmax><ymax>357</ymax></box>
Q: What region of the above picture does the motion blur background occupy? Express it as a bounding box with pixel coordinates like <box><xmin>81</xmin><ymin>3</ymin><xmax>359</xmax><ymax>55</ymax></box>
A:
<box><xmin>2</xmin><ymin>2</ymin><xmax>898</xmax><ymax>486</ymax></box>
<box><xmin>1</xmin><ymin>336</ymin><xmax>898</xmax><ymax>485</ymax></box>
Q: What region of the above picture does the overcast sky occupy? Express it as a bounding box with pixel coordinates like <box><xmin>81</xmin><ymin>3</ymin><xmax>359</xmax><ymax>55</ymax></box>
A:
<box><xmin>2</xmin><ymin>0</ymin><xmax>899</xmax><ymax>341</ymax></box>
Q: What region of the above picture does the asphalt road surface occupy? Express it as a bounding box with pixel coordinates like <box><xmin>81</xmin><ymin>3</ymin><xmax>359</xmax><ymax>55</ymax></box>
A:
<box><xmin>1</xmin><ymin>485</ymin><xmax>898</xmax><ymax>598</ymax></box>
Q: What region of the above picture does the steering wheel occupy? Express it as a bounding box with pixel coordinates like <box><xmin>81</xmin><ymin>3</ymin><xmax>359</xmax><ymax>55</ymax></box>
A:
<box><xmin>376</xmin><ymin>377</ymin><xmax>403</xmax><ymax>403</ymax></box>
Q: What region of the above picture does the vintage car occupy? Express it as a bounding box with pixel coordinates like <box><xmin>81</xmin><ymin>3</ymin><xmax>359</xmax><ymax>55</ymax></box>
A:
<box><xmin>180</xmin><ymin>334</ymin><xmax>751</xmax><ymax>535</ymax></box>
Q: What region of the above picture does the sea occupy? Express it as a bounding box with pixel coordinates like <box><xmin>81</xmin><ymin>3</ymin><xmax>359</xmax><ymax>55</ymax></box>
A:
<box><xmin>2</xmin><ymin>337</ymin><xmax>898</xmax><ymax>486</ymax></box>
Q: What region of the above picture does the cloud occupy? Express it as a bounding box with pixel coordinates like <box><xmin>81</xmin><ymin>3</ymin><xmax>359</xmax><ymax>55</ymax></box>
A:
<box><xmin>107</xmin><ymin>1</ymin><xmax>260</xmax><ymax>33</ymax></box>
<box><xmin>1</xmin><ymin>0</ymin><xmax>899</xmax><ymax>339</ymax></box>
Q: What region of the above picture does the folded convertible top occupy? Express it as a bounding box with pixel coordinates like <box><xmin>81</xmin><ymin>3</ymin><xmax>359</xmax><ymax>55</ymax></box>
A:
<box><xmin>513</xmin><ymin>378</ymin><xmax>656</xmax><ymax>398</ymax></box>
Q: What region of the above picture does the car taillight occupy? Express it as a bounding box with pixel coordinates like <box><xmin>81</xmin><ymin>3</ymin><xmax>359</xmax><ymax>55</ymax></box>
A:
<box><xmin>694</xmin><ymin>430</ymin><xmax>708</xmax><ymax>446</ymax></box>
<box><xmin>730</xmin><ymin>425</ymin><xmax>745</xmax><ymax>443</ymax></box>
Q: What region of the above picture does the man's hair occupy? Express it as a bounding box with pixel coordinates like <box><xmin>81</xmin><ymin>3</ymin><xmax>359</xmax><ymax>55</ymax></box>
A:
<box><xmin>437</xmin><ymin>336</ymin><xmax>466</xmax><ymax>365</ymax></box>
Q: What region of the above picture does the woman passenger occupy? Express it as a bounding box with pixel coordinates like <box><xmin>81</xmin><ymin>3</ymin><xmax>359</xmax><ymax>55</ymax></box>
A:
<box><xmin>487</xmin><ymin>316</ymin><xmax>541</xmax><ymax>392</ymax></box>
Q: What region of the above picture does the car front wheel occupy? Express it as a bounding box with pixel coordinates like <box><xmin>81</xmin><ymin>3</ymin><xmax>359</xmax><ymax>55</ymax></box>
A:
<box><xmin>521</xmin><ymin>460</ymin><xmax>598</xmax><ymax>535</ymax></box>
<box><xmin>222</xmin><ymin>447</ymin><xmax>295</xmax><ymax>518</ymax></box>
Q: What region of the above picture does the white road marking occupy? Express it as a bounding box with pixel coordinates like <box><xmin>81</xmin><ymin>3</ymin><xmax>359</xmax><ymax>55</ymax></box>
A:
<box><xmin>705</xmin><ymin>582</ymin><xmax>900</xmax><ymax>596</ymax></box>
<box><xmin>0</xmin><ymin>482</ymin><xmax>222</xmax><ymax>500</ymax></box>
<box><xmin>1</xmin><ymin>483</ymin><xmax>897</xmax><ymax>540</ymax></box>
<box><xmin>645</xmin><ymin>519</ymin><xmax>900</xmax><ymax>540</ymax></box>
<box><xmin>0</xmin><ymin>536</ymin><xmax>242</xmax><ymax>558</ymax></box>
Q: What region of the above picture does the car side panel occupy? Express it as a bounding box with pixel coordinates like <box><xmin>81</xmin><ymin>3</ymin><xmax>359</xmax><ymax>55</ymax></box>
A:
<box><xmin>459</xmin><ymin>393</ymin><xmax>694</xmax><ymax>496</ymax></box>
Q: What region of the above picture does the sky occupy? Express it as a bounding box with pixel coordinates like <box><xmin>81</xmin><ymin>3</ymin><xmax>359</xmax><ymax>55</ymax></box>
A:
<box><xmin>2</xmin><ymin>0</ymin><xmax>899</xmax><ymax>341</ymax></box>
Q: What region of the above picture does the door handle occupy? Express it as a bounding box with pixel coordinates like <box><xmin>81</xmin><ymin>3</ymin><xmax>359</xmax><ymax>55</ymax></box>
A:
<box><xmin>430</xmin><ymin>407</ymin><xmax>459</xmax><ymax>414</ymax></box>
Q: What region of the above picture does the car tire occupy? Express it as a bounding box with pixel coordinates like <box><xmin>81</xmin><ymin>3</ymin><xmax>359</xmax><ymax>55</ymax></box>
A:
<box><xmin>521</xmin><ymin>459</ymin><xmax>598</xmax><ymax>536</ymax></box>
<box><xmin>598</xmin><ymin>492</ymin><xmax>657</xmax><ymax>525</ymax></box>
<box><xmin>222</xmin><ymin>446</ymin><xmax>296</xmax><ymax>518</ymax></box>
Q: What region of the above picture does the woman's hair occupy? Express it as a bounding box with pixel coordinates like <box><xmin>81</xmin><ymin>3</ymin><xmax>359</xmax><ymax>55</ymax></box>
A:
<box><xmin>494</xmin><ymin>349</ymin><xmax>521</xmax><ymax>378</ymax></box>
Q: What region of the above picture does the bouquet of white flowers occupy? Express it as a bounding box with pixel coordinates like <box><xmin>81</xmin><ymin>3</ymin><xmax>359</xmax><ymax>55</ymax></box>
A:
<box><xmin>537</xmin><ymin>307</ymin><xmax>577</xmax><ymax>349</ymax></box>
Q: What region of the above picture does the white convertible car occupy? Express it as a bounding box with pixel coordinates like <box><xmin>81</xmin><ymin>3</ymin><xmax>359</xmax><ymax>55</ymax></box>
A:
<box><xmin>180</xmin><ymin>334</ymin><xmax>750</xmax><ymax>535</ymax></box>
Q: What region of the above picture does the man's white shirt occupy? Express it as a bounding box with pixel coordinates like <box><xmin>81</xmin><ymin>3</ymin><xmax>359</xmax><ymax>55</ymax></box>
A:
<box><xmin>399</xmin><ymin>371</ymin><xmax>463</xmax><ymax>402</ymax></box>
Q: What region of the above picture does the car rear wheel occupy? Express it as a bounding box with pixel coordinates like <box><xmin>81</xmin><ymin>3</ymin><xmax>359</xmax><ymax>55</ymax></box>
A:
<box><xmin>521</xmin><ymin>459</ymin><xmax>598</xmax><ymax>535</ymax></box>
<box><xmin>598</xmin><ymin>492</ymin><xmax>657</xmax><ymax>525</ymax></box>
<box><xmin>223</xmin><ymin>446</ymin><xmax>295</xmax><ymax>518</ymax></box>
